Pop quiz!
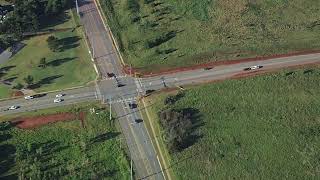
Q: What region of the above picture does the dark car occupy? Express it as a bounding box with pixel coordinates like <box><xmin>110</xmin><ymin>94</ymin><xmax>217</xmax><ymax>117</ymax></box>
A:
<box><xmin>135</xmin><ymin>119</ymin><xmax>143</xmax><ymax>123</ymax></box>
<box><xmin>107</xmin><ymin>72</ymin><xmax>114</xmax><ymax>77</ymax></box>
<box><xmin>128</xmin><ymin>103</ymin><xmax>137</xmax><ymax>109</ymax></box>
<box><xmin>204</xmin><ymin>67</ymin><xmax>213</xmax><ymax>70</ymax></box>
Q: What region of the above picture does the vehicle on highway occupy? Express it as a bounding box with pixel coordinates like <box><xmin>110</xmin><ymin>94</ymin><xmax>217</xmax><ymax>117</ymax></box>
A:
<box><xmin>244</xmin><ymin>65</ymin><xmax>263</xmax><ymax>71</ymax></box>
<box><xmin>8</xmin><ymin>105</ymin><xmax>19</xmax><ymax>110</ymax></box>
<box><xmin>33</xmin><ymin>93</ymin><xmax>47</xmax><ymax>98</ymax></box>
<box><xmin>24</xmin><ymin>95</ymin><xmax>34</xmax><ymax>100</ymax></box>
<box><xmin>128</xmin><ymin>103</ymin><xmax>137</xmax><ymax>109</ymax></box>
<box><xmin>107</xmin><ymin>72</ymin><xmax>114</xmax><ymax>77</ymax></box>
<box><xmin>55</xmin><ymin>94</ymin><xmax>64</xmax><ymax>98</ymax></box>
<box><xmin>53</xmin><ymin>98</ymin><xmax>63</xmax><ymax>103</ymax></box>
<box><xmin>135</xmin><ymin>119</ymin><xmax>143</xmax><ymax>123</ymax></box>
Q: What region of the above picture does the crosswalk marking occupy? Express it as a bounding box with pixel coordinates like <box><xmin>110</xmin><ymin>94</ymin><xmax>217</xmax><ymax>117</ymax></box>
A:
<box><xmin>105</xmin><ymin>96</ymin><xmax>137</xmax><ymax>104</ymax></box>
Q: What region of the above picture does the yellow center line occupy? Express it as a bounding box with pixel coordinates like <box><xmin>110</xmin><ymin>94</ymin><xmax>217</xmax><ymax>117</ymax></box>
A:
<box><xmin>119</xmin><ymin>100</ymin><xmax>154</xmax><ymax>178</ymax></box>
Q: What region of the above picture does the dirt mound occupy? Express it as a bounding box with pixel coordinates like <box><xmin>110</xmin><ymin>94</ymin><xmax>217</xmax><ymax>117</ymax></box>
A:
<box><xmin>12</xmin><ymin>112</ymin><xmax>85</xmax><ymax>129</ymax></box>
<box><xmin>11</xmin><ymin>91</ymin><xmax>23</xmax><ymax>97</ymax></box>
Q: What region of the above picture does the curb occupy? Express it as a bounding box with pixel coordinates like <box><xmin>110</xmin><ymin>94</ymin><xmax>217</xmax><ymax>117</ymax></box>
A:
<box><xmin>71</xmin><ymin>8</ymin><xmax>100</xmax><ymax>79</ymax></box>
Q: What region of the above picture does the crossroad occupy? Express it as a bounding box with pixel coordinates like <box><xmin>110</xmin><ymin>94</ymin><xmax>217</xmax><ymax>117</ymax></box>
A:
<box><xmin>1</xmin><ymin>0</ymin><xmax>320</xmax><ymax>179</ymax></box>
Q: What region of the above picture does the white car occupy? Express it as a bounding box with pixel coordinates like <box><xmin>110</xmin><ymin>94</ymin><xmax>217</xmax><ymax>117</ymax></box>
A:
<box><xmin>55</xmin><ymin>94</ymin><xmax>64</xmax><ymax>98</ymax></box>
<box><xmin>54</xmin><ymin>98</ymin><xmax>63</xmax><ymax>103</ymax></box>
<box><xmin>24</xmin><ymin>96</ymin><xmax>34</xmax><ymax>100</ymax></box>
<box><xmin>8</xmin><ymin>106</ymin><xmax>19</xmax><ymax>110</ymax></box>
<box><xmin>244</xmin><ymin>65</ymin><xmax>263</xmax><ymax>71</ymax></box>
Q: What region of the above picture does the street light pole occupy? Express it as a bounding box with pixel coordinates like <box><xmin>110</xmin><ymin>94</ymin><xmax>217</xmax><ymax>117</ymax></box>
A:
<box><xmin>109</xmin><ymin>97</ymin><xmax>112</xmax><ymax>121</ymax></box>
<box><xmin>75</xmin><ymin>0</ymin><xmax>79</xmax><ymax>15</ymax></box>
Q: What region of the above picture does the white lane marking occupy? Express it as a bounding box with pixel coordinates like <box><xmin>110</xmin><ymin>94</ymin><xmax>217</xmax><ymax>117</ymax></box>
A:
<box><xmin>134</xmin><ymin>79</ymin><xmax>143</xmax><ymax>94</ymax></box>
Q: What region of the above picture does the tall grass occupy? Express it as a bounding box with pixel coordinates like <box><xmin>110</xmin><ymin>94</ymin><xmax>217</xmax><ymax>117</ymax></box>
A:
<box><xmin>100</xmin><ymin>0</ymin><xmax>320</xmax><ymax>72</ymax></box>
<box><xmin>147</xmin><ymin>67</ymin><xmax>320</xmax><ymax>179</ymax></box>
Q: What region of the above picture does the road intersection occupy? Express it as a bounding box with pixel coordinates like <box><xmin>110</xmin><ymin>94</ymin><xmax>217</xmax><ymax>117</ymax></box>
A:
<box><xmin>1</xmin><ymin>0</ymin><xmax>320</xmax><ymax>179</ymax></box>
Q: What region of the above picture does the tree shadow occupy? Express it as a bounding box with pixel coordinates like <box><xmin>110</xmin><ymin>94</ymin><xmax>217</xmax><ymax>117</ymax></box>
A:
<box><xmin>304</xmin><ymin>69</ymin><xmax>314</xmax><ymax>74</ymax></box>
<box><xmin>0</xmin><ymin>72</ymin><xmax>6</xmax><ymax>79</ymax></box>
<box><xmin>29</xmin><ymin>75</ymin><xmax>63</xmax><ymax>89</ymax></box>
<box><xmin>0</xmin><ymin>65</ymin><xmax>16</xmax><ymax>72</ymax></box>
<box><xmin>57</xmin><ymin>36</ymin><xmax>81</xmax><ymax>51</ymax></box>
<box><xmin>179</xmin><ymin>108</ymin><xmax>204</xmax><ymax>150</ymax></box>
<box><xmin>47</xmin><ymin>57</ymin><xmax>75</xmax><ymax>67</ymax></box>
<box><xmin>3</xmin><ymin>76</ymin><xmax>17</xmax><ymax>83</ymax></box>
<box><xmin>89</xmin><ymin>132</ymin><xmax>120</xmax><ymax>145</ymax></box>
<box><xmin>39</xmin><ymin>11</ymin><xmax>70</xmax><ymax>30</ymax></box>
<box><xmin>0</xmin><ymin>133</ymin><xmax>12</xmax><ymax>142</ymax></box>
<box><xmin>0</xmin><ymin>144</ymin><xmax>16</xmax><ymax>177</ymax></box>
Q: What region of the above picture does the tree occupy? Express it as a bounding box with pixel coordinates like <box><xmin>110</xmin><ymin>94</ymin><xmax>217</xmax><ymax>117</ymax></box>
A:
<box><xmin>23</xmin><ymin>75</ymin><xmax>34</xmax><ymax>87</ymax></box>
<box><xmin>45</xmin><ymin>0</ymin><xmax>68</xmax><ymax>16</ymax></box>
<box><xmin>39</xmin><ymin>57</ymin><xmax>47</xmax><ymax>68</ymax></box>
<box><xmin>13</xmin><ymin>83</ymin><xmax>24</xmax><ymax>90</ymax></box>
<box><xmin>47</xmin><ymin>36</ymin><xmax>59</xmax><ymax>52</ymax></box>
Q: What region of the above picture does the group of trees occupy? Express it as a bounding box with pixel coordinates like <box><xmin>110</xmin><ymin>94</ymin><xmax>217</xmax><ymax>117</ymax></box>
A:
<box><xmin>0</xmin><ymin>0</ymin><xmax>69</xmax><ymax>49</ymax></box>
<box><xmin>159</xmin><ymin>108</ymin><xmax>197</xmax><ymax>153</ymax></box>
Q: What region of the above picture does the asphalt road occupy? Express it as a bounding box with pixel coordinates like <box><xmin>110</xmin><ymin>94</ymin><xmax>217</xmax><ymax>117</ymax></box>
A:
<box><xmin>78</xmin><ymin>0</ymin><xmax>164</xmax><ymax>179</ymax></box>
<box><xmin>1</xmin><ymin>0</ymin><xmax>320</xmax><ymax>179</ymax></box>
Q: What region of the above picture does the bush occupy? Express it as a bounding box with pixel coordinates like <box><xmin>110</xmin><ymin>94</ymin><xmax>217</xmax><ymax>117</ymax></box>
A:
<box><xmin>13</xmin><ymin>83</ymin><xmax>24</xmax><ymax>90</ymax></box>
<box><xmin>127</xmin><ymin>0</ymin><xmax>140</xmax><ymax>13</ymax></box>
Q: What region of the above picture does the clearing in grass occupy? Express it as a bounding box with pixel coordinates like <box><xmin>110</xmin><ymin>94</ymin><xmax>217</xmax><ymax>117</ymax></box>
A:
<box><xmin>100</xmin><ymin>0</ymin><xmax>320</xmax><ymax>72</ymax></box>
<box><xmin>0</xmin><ymin>103</ymin><xmax>130</xmax><ymax>179</ymax></box>
<box><xmin>144</xmin><ymin>66</ymin><xmax>320</xmax><ymax>179</ymax></box>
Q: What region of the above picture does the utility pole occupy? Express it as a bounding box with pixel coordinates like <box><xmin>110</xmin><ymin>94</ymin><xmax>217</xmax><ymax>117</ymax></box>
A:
<box><xmin>75</xmin><ymin>0</ymin><xmax>79</xmax><ymax>15</ymax></box>
<box><xmin>130</xmin><ymin>64</ymin><xmax>132</xmax><ymax>76</ymax></box>
<box><xmin>130</xmin><ymin>158</ymin><xmax>133</xmax><ymax>180</ymax></box>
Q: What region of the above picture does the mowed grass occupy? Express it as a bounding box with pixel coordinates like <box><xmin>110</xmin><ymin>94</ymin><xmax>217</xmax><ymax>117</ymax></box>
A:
<box><xmin>101</xmin><ymin>0</ymin><xmax>320</xmax><ymax>72</ymax></box>
<box><xmin>145</xmin><ymin>66</ymin><xmax>320</xmax><ymax>179</ymax></box>
<box><xmin>0</xmin><ymin>10</ymin><xmax>95</xmax><ymax>99</ymax></box>
<box><xmin>0</xmin><ymin>103</ymin><xmax>130</xmax><ymax>179</ymax></box>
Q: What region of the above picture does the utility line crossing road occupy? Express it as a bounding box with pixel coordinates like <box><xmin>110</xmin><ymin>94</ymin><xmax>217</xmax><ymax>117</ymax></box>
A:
<box><xmin>1</xmin><ymin>0</ymin><xmax>320</xmax><ymax>179</ymax></box>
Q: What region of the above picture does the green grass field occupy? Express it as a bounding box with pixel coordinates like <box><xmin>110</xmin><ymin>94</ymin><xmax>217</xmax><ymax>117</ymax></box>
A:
<box><xmin>0</xmin><ymin>103</ymin><xmax>130</xmax><ymax>179</ymax></box>
<box><xmin>0</xmin><ymin>9</ymin><xmax>95</xmax><ymax>99</ymax></box>
<box><xmin>101</xmin><ymin>0</ymin><xmax>320</xmax><ymax>72</ymax></box>
<box><xmin>145</xmin><ymin>66</ymin><xmax>320</xmax><ymax>179</ymax></box>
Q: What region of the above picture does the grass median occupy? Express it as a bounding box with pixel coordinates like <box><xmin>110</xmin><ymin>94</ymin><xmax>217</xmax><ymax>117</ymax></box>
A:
<box><xmin>0</xmin><ymin>102</ymin><xmax>130</xmax><ymax>179</ymax></box>
<box><xmin>0</xmin><ymin>9</ymin><xmax>95</xmax><ymax>99</ymax></box>
<box><xmin>100</xmin><ymin>0</ymin><xmax>320</xmax><ymax>72</ymax></box>
<box><xmin>143</xmin><ymin>66</ymin><xmax>320</xmax><ymax>179</ymax></box>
